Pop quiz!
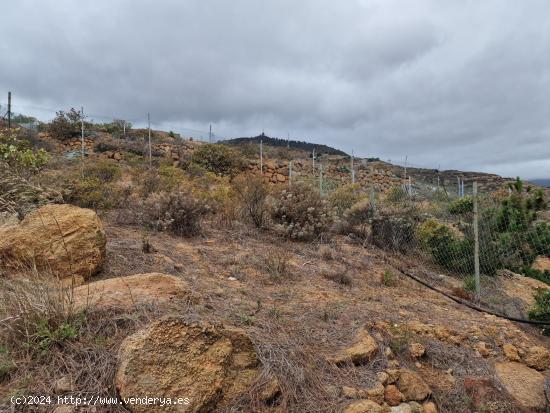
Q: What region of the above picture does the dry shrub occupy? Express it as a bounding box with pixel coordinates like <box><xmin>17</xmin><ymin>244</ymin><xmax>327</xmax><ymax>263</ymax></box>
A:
<box><xmin>328</xmin><ymin>184</ymin><xmax>364</xmax><ymax>216</ymax></box>
<box><xmin>0</xmin><ymin>273</ymin><xmax>78</xmax><ymax>360</ymax></box>
<box><xmin>142</xmin><ymin>189</ymin><xmax>210</xmax><ymax>236</ymax></box>
<box><xmin>0</xmin><ymin>271</ymin><xmax>150</xmax><ymax>411</ymax></box>
<box><xmin>263</xmin><ymin>251</ymin><xmax>290</xmax><ymax>281</ymax></box>
<box><xmin>318</xmin><ymin>245</ymin><xmax>334</xmax><ymax>260</ymax></box>
<box><xmin>0</xmin><ymin>161</ymin><xmax>63</xmax><ymax>217</ymax></box>
<box><xmin>270</xmin><ymin>183</ymin><xmax>333</xmax><ymax>241</ymax></box>
<box><xmin>321</xmin><ymin>269</ymin><xmax>352</xmax><ymax>286</ymax></box>
<box><xmin>233</xmin><ymin>173</ymin><xmax>270</xmax><ymax>228</ymax></box>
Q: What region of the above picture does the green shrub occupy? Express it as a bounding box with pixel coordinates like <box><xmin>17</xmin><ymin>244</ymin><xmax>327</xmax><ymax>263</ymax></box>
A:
<box><xmin>328</xmin><ymin>184</ymin><xmax>364</xmax><ymax>216</ymax></box>
<box><xmin>84</xmin><ymin>159</ymin><xmax>121</xmax><ymax>182</ymax></box>
<box><xmin>449</xmin><ymin>196</ymin><xmax>473</xmax><ymax>215</ymax></box>
<box><xmin>191</xmin><ymin>143</ymin><xmax>243</xmax><ymax>176</ymax></box>
<box><xmin>528</xmin><ymin>288</ymin><xmax>550</xmax><ymax>335</ymax></box>
<box><xmin>0</xmin><ymin>129</ymin><xmax>49</xmax><ymax>172</ymax></box>
<box><xmin>270</xmin><ymin>183</ymin><xmax>333</xmax><ymax>240</ymax></box>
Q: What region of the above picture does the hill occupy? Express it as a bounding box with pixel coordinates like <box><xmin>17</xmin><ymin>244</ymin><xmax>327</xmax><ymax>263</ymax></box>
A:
<box><xmin>222</xmin><ymin>134</ymin><xmax>349</xmax><ymax>156</ymax></box>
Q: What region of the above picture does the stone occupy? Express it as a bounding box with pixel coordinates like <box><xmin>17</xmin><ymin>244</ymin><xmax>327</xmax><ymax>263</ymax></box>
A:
<box><xmin>386</xmin><ymin>369</ymin><xmax>400</xmax><ymax>384</ymax></box>
<box><xmin>396</xmin><ymin>370</ymin><xmax>431</xmax><ymax>402</ymax></box>
<box><xmin>532</xmin><ymin>256</ymin><xmax>550</xmax><ymax>271</ymax></box>
<box><xmin>495</xmin><ymin>362</ymin><xmax>546</xmax><ymax>412</ymax></box>
<box><xmin>502</xmin><ymin>343</ymin><xmax>520</xmax><ymax>362</ymax></box>
<box><xmin>343</xmin><ymin>399</ymin><xmax>384</xmax><ymax>413</ymax></box>
<box><xmin>384</xmin><ymin>384</ymin><xmax>403</xmax><ymax>406</ymax></box>
<box><xmin>53</xmin><ymin>407</ymin><xmax>76</xmax><ymax>413</ymax></box>
<box><xmin>408</xmin><ymin>401</ymin><xmax>423</xmax><ymax>413</ymax></box>
<box><xmin>260</xmin><ymin>377</ymin><xmax>280</xmax><ymax>402</ymax></box>
<box><xmin>115</xmin><ymin>317</ymin><xmax>259</xmax><ymax>413</ymax></box>
<box><xmin>390</xmin><ymin>404</ymin><xmax>411</xmax><ymax>413</ymax></box>
<box><xmin>342</xmin><ymin>386</ymin><xmax>360</xmax><ymax>399</ymax></box>
<box><xmin>0</xmin><ymin>204</ymin><xmax>106</xmax><ymax>280</ymax></box>
<box><xmin>524</xmin><ymin>346</ymin><xmax>550</xmax><ymax>371</ymax></box>
<box><xmin>328</xmin><ymin>329</ymin><xmax>378</xmax><ymax>366</ymax></box>
<box><xmin>377</xmin><ymin>371</ymin><xmax>389</xmax><ymax>385</ymax></box>
<box><xmin>54</xmin><ymin>376</ymin><xmax>73</xmax><ymax>394</ymax></box>
<box><xmin>409</xmin><ymin>343</ymin><xmax>426</xmax><ymax>358</ymax></box>
<box><xmin>72</xmin><ymin>273</ymin><xmax>191</xmax><ymax>311</ymax></box>
<box><xmin>366</xmin><ymin>382</ymin><xmax>385</xmax><ymax>404</ymax></box>
<box><xmin>422</xmin><ymin>401</ymin><xmax>438</xmax><ymax>413</ymax></box>
<box><xmin>473</xmin><ymin>342</ymin><xmax>491</xmax><ymax>358</ymax></box>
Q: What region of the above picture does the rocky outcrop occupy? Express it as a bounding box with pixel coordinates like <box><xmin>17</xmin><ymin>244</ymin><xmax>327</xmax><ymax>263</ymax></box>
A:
<box><xmin>115</xmin><ymin>318</ymin><xmax>259</xmax><ymax>413</ymax></box>
<box><xmin>0</xmin><ymin>204</ymin><xmax>106</xmax><ymax>279</ymax></box>
<box><xmin>72</xmin><ymin>273</ymin><xmax>191</xmax><ymax>310</ymax></box>
<box><xmin>495</xmin><ymin>362</ymin><xmax>546</xmax><ymax>412</ymax></box>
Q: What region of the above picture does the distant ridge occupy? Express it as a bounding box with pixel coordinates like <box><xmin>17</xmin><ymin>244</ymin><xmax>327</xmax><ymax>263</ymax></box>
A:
<box><xmin>530</xmin><ymin>178</ymin><xmax>550</xmax><ymax>188</ymax></box>
<box><xmin>221</xmin><ymin>135</ymin><xmax>348</xmax><ymax>156</ymax></box>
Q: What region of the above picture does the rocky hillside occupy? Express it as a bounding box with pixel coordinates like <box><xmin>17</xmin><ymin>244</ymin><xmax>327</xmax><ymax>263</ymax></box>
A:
<box><xmin>0</xmin><ymin>124</ymin><xmax>549</xmax><ymax>412</ymax></box>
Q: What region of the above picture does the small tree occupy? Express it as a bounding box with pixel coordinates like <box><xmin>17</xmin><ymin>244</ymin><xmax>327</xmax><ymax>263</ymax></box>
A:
<box><xmin>47</xmin><ymin>108</ymin><xmax>82</xmax><ymax>141</ymax></box>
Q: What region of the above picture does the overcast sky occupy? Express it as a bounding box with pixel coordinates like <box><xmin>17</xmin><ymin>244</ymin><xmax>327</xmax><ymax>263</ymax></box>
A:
<box><xmin>1</xmin><ymin>0</ymin><xmax>549</xmax><ymax>178</ymax></box>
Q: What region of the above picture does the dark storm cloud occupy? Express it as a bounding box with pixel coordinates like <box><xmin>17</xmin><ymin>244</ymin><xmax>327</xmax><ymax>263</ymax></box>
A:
<box><xmin>1</xmin><ymin>0</ymin><xmax>549</xmax><ymax>177</ymax></box>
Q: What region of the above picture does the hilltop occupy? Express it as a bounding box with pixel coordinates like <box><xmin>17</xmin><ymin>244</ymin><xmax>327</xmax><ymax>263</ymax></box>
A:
<box><xmin>222</xmin><ymin>134</ymin><xmax>349</xmax><ymax>157</ymax></box>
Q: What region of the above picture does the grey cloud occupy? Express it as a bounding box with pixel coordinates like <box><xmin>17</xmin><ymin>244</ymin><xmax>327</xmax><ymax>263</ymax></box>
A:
<box><xmin>1</xmin><ymin>0</ymin><xmax>549</xmax><ymax>178</ymax></box>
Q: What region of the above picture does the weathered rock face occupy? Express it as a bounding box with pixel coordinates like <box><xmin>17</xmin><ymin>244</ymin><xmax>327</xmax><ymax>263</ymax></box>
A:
<box><xmin>72</xmin><ymin>273</ymin><xmax>190</xmax><ymax>310</ymax></box>
<box><xmin>328</xmin><ymin>328</ymin><xmax>379</xmax><ymax>365</ymax></box>
<box><xmin>0</xmin><ymin>204</ymin><xmax>106</xmax><ymax>279</ymax></box>
<box><xmin>495</xmin><ymin>362</ymin><xmax>546</xmax><ymax>412</ymax></box>
<box><xmin>115</xmin><ymin>318</ymin><xmax>259</xmax><ymax>413</ymax></box>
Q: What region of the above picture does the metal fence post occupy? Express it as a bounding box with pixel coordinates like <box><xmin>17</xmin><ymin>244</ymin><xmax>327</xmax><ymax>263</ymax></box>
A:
<box><xmin>473</xmin><ymin>181</ymin><xmax>480</xmax><ymax>298</ymax></box>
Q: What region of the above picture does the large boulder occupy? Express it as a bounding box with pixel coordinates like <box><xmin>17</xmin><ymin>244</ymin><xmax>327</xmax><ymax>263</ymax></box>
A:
<box><xmin>72</xmin><ymin>273</ymin><xmax>191</xmax><ymax>311</ymax></box>
<box><xmin>0</xmin><ymin>204</ymin><xmax>106</xmax><ymax>279</ymax></box>
<box><xmin>115</xmin><ymin>317</ymin><xmax>259</xmax><ymax>413</ymax></box>
<box><xmin>495</xmin><ymin>362</ymin><xmax>546</xmax><ymax>412</ymax></box>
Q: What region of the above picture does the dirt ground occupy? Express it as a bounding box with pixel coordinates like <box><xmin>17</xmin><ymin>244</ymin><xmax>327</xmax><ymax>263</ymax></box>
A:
<box><xmin>85</xmin><ymin>213</ymin><xmax>550</xmax><ymax>412</ymax></box>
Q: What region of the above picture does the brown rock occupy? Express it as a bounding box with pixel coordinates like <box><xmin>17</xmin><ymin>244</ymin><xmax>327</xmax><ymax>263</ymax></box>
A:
<box><xmin>495</xmin><ymin>362</ymin><xmax>546</xmax><ymax>412</ymax></box>
<box><xmin>116</xmin><ymin>317</ymin><xmax>259</xmax><ymax>413</ymax></box>
<box><xmin>532</xmin><ymin>256</ymin><xmax>550</xmax><ymax>271</ymax></box>
<box><xmin>260</xmin><ymin>377</ymin><xmax>280</xmax><ymax>402</ymax></box>
<box><xmin>54</xmin><ymin>375</ymin><xmax>73</xmax><ymax>394</ymax></box>
<box><xmin>524</xmin><ymin>346</ymin><xmax>550</xmax><ymax>371</ymax></box>
<box><xmin>0</xmin><ymin>204</ymin><xmax>106</xmax><ymax>280</ymax></box>
<box><xmin>343</xmin><ymin>399</ymin><xmax>384</xmax><ymax>413</ymax></box>
<box><xmin>328</xmin><ymin>329</ymin><xmax>378</xmax><ymax>366</ymax></box>
<box><xmin>275</xmin><ymin>173</ymin><xmax>286</xmax><ymax>182</ymax></box>
<box><xmin>72</xmin><ymin>273</ymin><xmax>191</xmax><ymax>310</ymax></box>
<box><xmin>397</xmin><ymin>370</ymin><xmax>431</xmax><ymax>402</ymax></box>
<box><xmin>502</xmin><ymin>343</ymin><xmax>520</xmax><ymax>362</ymax></box>
<box><xmin>366</xmin><ymin>382</ymin><xmax>385</xmax><ymax>404</ymax></box>
<box><xmin>386</xmin><ymin>369</ymin><xmax>400</xmax><ymax>384</ymax></box>
<box><xmin>342</xmin><ymin>386</ymin><xmax>360</xmax><ymax>399</ymax></box>
<box><xmin>422</xmin><ymin>401</ymin><xmax>438</xmax><ymax>413</ymax></box>
<box><xmin>384</xmin><ymin>384</ymin><xmax>403</xmax><ymax>406</ymax></box>
<box><xmin>377</xmin><ymin>371</ymin><xmax>389</xmax><ymax>385</ymax></box>
<box><xmin>409</xmin><ymin>343</ymin><xmax>426</xmax><ymax>358</ymax></box>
